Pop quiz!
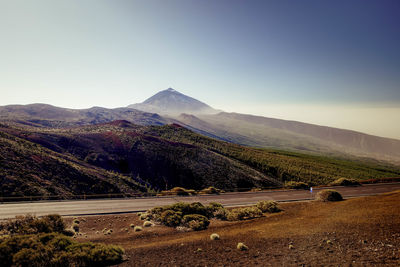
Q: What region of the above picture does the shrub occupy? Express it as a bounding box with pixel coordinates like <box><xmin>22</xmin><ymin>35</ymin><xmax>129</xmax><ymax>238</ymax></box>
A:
<box><xmin>62</xmin><ymin>229</ymin><xmax>75</xmax><ymax>237</ymax></box>
<box><xmin>71</xmin><ymin>223</ymin><xmax>80</xmax><ymax>233</ymax></box>
<box><xmin>237</xmin><ymin>242</ymin><xmax>248</xmax><ymax>251</ymax></box>
<box><xmin>170</xmin><ymin>187</ymin><xmax>190</xmax><ymax>196</ymax></box>
<box><xmin>0</xmin><ymin>214</ymin><xmax>66</xmax><ymax>235</ymax></box>
<box><xmin>168</xmin><ymin>202</ymin><xmax>211</xmax><ymax>218</ymax></box>
<box><xmin>256</xmin><ymin>200</ymin><xmax>281</xmax><ymax>213</ymax></box>
<box><xmin>0</xmin><ymin>233</ymin><xmax>125</xmax><ymax>267</ymax></box>
<box><xmin>187</xmin><ymin>202</ymin><xmax>211</xmax><ymax>218</ymax></box>
<box><xmin>129</xmin><ymin>224</ymin><xmax>135</xmax><ymax>228</ymax></box>
<box><xmin>143</xmin><ymin>221</ymin><xmax>152</xmax><ymax>227</ymax></box>
<box><xmin>206</xmin><ymin>202</ymin><xmax>224</xmax><ymax>213</ymax></box>
<box><xmin>227</xmin><ymin>207</ymin><xmax>263</xmax><ymax>221</ymax></box>
<box><xmin>329</xmin><ymin>178</ymin><xmax>361</xmax><ymax>186</ymax></box>
<box><xmin>199</xmin><ymin>187</ymin><xmax>223</xmax><ymax>195</ymax></box>
<box><xmin>133</xmin><ymin>226</ymin><xmax>142</xmax><ymax>232</ymax></box>
<box><xmin>210</xmin><ymin>233</ymin><xmax>220</xmax><ymax>240</ymax></box>
<box><xmin>140</xmin><ymin>213</ymin><xmax>149</xmax><ymax>221</ymax></box>
<box><xmin>213</xmin><ymin>208</ymin><xmax>229</xmax><ymax>220</ymax></box>
<box><xmin>66</xmin><ymin>242</ymin><xmax>124</xmax><ymax>266</ymax></box>
<box><xmin>182</xmin><ymin>215</ymin><xmax>210</xmax><ymax>231</ymax></box>
<box><xmin>147</xmin><ymin>207</ymin><xmax>165</xmax><ymax>222</ymax></box>
<box><xmin>284</xmin><ymin>181</ymin><xmax>309</xmax><ymax>189</ymax></box>
<box><xmin>160</xmin><ymin>210</ymin><xmax>182</xmax><ymax>227</ymax></box>
<box><xmin>316</xmin><ymin>189</ymin><xmax>343</xmax><ymax>202</ymax></box>
<box><xmin>159</xmin><ymin>187</ymin><xmax>197</xmax><ymax>196</ymax></box>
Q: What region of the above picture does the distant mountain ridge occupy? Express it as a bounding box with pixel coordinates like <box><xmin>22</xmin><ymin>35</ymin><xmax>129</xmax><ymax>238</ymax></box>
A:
<box><xmin>0</xmin><ymin>103</ymin><xmax>166</xmax><ymax>127</ymax></box>
<box><xmin>176</xmin><ymin>112</ymin><xmax>400</xmax><ymax>163</ymax></box>
<box><xmin>128</xmin><ymin>88</ymin><xmax>219</xmax><ymax>115</ymax></box>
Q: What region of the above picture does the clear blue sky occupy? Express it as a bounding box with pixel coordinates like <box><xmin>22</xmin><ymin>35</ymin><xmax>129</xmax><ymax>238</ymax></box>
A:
<box><xmin>0</xmin><ymin>0</ymin><xmax>399</xmax><ymax>138</ymax></box>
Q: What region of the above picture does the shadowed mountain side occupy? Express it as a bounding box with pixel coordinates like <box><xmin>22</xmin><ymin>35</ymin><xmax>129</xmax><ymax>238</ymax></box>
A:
<box><xmin>0</xmin><ymin>128</ymin><xmax>147</xmax><ymax>198</ymax></box>
<box><xmin>1</xmin><ymin>121</ymin><xmax>399</xmax><ymax>198</ymax></box>
<box><xmin>0</xmin><ymin>122</ymin><xmax>280</xmax><ymax>197</ymax></box>
<box><xmin>128</xmin><ymin>88</ymin><xmax>219</xmax><ymax>116</ymax></box>
<box><xmin>0</xmin><ymin>104</ymin><xmax>166</xmax><ymax>128</ymax></box>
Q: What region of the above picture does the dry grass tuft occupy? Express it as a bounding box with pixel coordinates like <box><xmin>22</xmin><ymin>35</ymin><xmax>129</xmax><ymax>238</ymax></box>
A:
<box><xmin>237</xmin><ymin>242</ymin><xmax>248</xmax><ymax>251</ymax></box>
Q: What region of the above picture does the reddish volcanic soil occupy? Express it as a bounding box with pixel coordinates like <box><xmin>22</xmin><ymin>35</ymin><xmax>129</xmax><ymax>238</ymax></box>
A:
<box><xmin>66</xmin><ymin>190</ymin><xmax>400</xmax><ymax>266</ymax></box>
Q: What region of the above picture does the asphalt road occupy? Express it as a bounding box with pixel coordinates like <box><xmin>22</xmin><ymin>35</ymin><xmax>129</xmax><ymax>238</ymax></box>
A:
<box><xmin>1</xmin><ymin>183</ymin><xmax>399</xmax><ymax>219</ymax></box>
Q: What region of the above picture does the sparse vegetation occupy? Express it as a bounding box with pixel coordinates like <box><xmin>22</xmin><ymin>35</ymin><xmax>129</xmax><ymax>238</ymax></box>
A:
<box><xmin>316</xmin><ymin>189</ymin><xmax>343</xmax><ymax>202</ymax></box>
<box><xmin>256</xmin><ymin>200</ymin><xmax>281</xmax><ymax>213</ymax></box>
<box><xmin>143</xmin><ymin>221</ymin><xmax>153</xmax><ymax>227</ymax></box>
<box><xmin>284</xmin><ymin>181</ymin><xmax>309</xmax><ymax>189</ymax></box>
<box><xmin>227</xmin><ymin>207</ymin><xmax>263</xmax><ymax>221</ymax></box>
<box><xmin>0</xmin><ymin>215</ymin><xmax>125</xmax><ymax>267</ymax></box>
<box><xmin>160</xmin><ymin>210</ymin><xmax>182</xmax><ymax>227</ymax></box>
<box><xmin>210</xmin><ymin>233</ymin><xmax>220</xmax><ymax>240</ymax></box>
<box><xmin>213</xmin><ymin>208</ymin><xmax>229</xmax><ymax>220</ymax></box>
<box><xmin>159</xmin><ymin>187</ymin><xmax>197</xmax><ymax>196</ymax></box>
<box><xmin>182</xmin><ymin>215</ymin><xmax>210</xmax><ymax>231</ymax></box>
<box><xmin>199</xmin><ymin>187</ymin><xmax>223</xmax><ymax>194</ymax></box>
<box><xmin>147</xmin><ymin>201</ymin><xmax>223</xmax><ymax>230</ymax></box>
<box><xmin>0</xmin><ymin>214</ymin><xmax>66</xmax><ymax>235</ymax></box>
<box><xmin>329</xmin><ymin>178</ymin><xmax>361</xmax><ymax>186</ymax></box>
<box><xmin>237</xmin><ymin>242</ymin><xmax>248</xmax><ymax>251</ymax></box>
<box><xmin>206</xmin><ymin>202</ymin><xmax>224</xmax><ymax>212</ymax></box>
<box><xmin>134</xmin><ymin>226</ymin><xmax>142</xmax><ymax>232</ymax></box>
<box><xmin>71</xmin><ymin>223</ymin><xmax>80</xmax><ymax>233</ymax></box>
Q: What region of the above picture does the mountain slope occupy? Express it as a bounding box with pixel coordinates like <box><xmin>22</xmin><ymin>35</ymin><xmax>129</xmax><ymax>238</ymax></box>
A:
<box><xmin>0</xmin><ymin>104</ymin><xmax>166</xmax><ymax>128</ymax></box>
<box><xmin>2</xmin><ymin>121</ymin><xmax>400</xmax><ymax>199</ymax></box>
<box><xmin>174</xmin><ymin>112</ymin><xmax>400</xmax><ymax>164</ymax></box>
<box><xmin>128</xmin><ymin>88</ymin><xmax>218</xmax><ymax>115</ymax></box>
<box><xmin>0</xmin><ymin>126</ymin><xmax>147</xmax><ymax>198</ymax></box>
<box><xmin>126</xmin><ymin>89</ymin><xmax>400</xmax><ymax>164</ymax></box>
<box><xmin>0</xmin><ymin>122</ymin><xmax>280</xmax><ymax>197</ymax></box>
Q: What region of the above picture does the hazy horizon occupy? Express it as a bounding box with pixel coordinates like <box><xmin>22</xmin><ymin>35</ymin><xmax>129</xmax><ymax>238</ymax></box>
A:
<box><xmin>1</xmin><ymin>0</ymin><xmax>399</xmax><ymax>139</ymax></box>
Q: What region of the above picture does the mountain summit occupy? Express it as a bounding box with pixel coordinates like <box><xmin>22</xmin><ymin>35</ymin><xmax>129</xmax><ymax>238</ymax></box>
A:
<box><xmin>128</xmin><ymin>88</ymin><xmax>218</xmax><ymax>116</ymax></box>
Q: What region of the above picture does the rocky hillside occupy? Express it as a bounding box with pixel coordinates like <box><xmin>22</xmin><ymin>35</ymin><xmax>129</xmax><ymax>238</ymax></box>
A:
<box><xmin>1</xmin><ymin>121</ymin><xmax>399</xmax><ymax>199</ymax></box>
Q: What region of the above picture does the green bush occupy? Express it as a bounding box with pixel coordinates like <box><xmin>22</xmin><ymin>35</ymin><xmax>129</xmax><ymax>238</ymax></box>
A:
<box><xmin>206</xmin><ymin>202</ymin><xmax>224</xmax><ymax>213</ymax></box>
<box><xmin>155</xmin><ymin>202</ymin><xmax>212</xmax><ymax>218</ymax></box>
<box><xmin>284</xmin><ymin>181</ymin><xmax>309</xmax><ymax>189</ymax></box>
<box><xmin>213</xmin><ymin>208</ymin><xmax>229</xmax><ymax>220</ymax></box>
<box><xmin>329</xmin><ymin>178</ymin><xmax>361</xmax><ymax>186</ymax></box>
<box><xmin>159</xmin><ymin>187</ymin><xmax>197</xmax><ymax>196</ymax></box>
<box><xmin>182</xmin><ymin>215</ymin><xmax>210</xmax><ymax>231</ymax></box>
<box><xmin>199</xmin><ymin>186</ymin><xmax>223</xmax><ymax>194</ymax></box>
<box><xmin>0</xmin><ymin>233</ymin><xmax>124</xmax><ymax>267</ymax></box>
<box><xmin>147</xmin><ymin>201</ymin><xmax>224</xmax><ymax>229</ymax></box>
<box><xmin>0</xmin><ymin>214</ymin><xmax>66</xmax><ymax>235</ymax></box>
<box><xmin>227</xmin><ymin>207</ymin><xmax>263</xmax><ymax>221</ymax></box>
<box><xmin>316</xmin><ymin>189</ymin><xmax>343</xmax><ymax>202</ymax></box>
<box><xmin>160</xmin><ymin>210</ymin><xmax>182</xmax><ymax>227</ymax></box>
<box><xmin>256</xmin><ymin>200</ymin><xmax>281</xmax><ymax>213</ymax></box>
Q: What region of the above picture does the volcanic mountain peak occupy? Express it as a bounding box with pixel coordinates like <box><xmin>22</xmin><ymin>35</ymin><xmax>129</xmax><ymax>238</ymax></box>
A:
<box><xmin>128</xmin><ymin>88</ymin><xmax>218</xmax><ymax>116</ymax></box>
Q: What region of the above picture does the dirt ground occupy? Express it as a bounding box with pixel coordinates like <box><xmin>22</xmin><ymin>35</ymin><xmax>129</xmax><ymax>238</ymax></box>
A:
<box><xmin>66</xmin><ymin>190</ymin><xmax>400</xmax><ymax>266</ymax></box>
